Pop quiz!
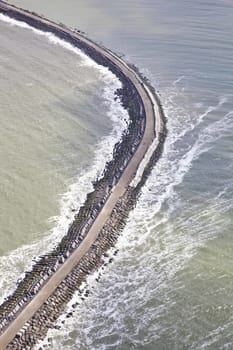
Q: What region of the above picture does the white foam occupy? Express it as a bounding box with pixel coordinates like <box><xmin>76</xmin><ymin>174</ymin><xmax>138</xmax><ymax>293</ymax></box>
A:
<box><xmin>1</xmin><ymin>13</ymin><xmax>232</xmax><ymax>348</ymax></box>
<box><xmin>32</xmin><ymin>77</ymin><xmax>232</xmax><ymax>349</ymax></box>
<box><xmin>101</xmin><ymin>83</ymin><xmax>231</xmax><ymax>285</ymax></box>
<box><xmin>55</xmin><ymin>89</ymin><xmax>232</xmax><ymax>350</ymax></box>
<box><xmin>0</xmin><ymin>79</ymin><xmax>128</xmax><ymax>301</ymax></box>
<box><xmin>0</xmin><ymin>13</ymin><xmax>112</xmax><ymax>75</ymax></box>
<box><xmin>112</xmin><ymin>101</ymin><xmax>233</xmax><ymax>296</ymax></box>
<box><xmin>0</xmin><ymin>13</ymin><xmax>129</xmax><ymax>303</ymax></box>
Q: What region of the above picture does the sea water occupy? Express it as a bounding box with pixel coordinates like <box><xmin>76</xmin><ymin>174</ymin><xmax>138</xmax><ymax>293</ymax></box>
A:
<box><xmin>1</xmin><ymin>0</ymin><xmax>233</xmax><ymax>349</ymax></box>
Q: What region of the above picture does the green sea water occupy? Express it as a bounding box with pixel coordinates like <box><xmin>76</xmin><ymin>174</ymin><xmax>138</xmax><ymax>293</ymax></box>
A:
<box><xmin>1</xmin><ymin>0</ymin><xmax>233</xmax><ymax>349</ymax></box>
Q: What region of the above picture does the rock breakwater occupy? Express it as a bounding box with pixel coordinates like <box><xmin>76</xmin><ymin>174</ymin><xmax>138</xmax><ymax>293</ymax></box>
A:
<box><xmin>0</xmin><ymin>1</ymin><xmax>167</xmax><ymax>349</ymax></box>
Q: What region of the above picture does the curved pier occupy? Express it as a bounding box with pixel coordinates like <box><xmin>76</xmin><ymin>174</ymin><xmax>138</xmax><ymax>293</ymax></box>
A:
<box><xmin>0</xmin><ymin>1</ymin><xmax>166</xmax><ymax>349</ymax></box>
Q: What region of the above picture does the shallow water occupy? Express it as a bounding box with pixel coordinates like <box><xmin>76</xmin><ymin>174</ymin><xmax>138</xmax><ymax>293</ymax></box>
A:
<box><xmin>1</xmin><ymin>0</ymin><xmax>233</xmax><ymax>349</ymax></box>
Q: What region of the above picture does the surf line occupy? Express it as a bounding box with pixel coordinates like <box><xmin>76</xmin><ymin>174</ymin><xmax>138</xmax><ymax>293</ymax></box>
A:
<box><xmin>0</xmin><ymin>1</ymin><xmax>167</xmax><ymax>349</ymax></box>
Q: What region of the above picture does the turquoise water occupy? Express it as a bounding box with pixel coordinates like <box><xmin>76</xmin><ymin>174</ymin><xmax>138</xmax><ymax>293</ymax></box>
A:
<box><xmin>1</xmin><ymin>0</ymin><xmax>233</xmax><ymax>349</ymax></box>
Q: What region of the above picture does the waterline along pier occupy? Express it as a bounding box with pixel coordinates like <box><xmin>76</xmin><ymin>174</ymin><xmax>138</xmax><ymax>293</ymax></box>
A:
<box><xmin>0</xmin><ymin>1</ymin><xmax>167</xmax><ymax>349</ymax></box>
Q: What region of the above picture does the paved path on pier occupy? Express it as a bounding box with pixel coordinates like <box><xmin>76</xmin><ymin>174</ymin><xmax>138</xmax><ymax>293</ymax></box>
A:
<box><xmin>0</xmin><ymin>2</ymin><xmax>162</xmax><ymax>348</ymax></box>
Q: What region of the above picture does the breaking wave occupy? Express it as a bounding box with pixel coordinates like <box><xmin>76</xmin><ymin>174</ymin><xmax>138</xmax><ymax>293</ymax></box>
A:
<box><xmin>0</xmin><ymin>13</ymin><xmax>129</xmax><ymax>305</ymax></box>
<box><xmin>1</xmin><ymin>10</ymin><xmax>233</xmax><ymax>350</ymax></box>
<box><xmin>35</xmin><ymin>74</ymin><xmax>231</xmax><ymax>349</ymax></box>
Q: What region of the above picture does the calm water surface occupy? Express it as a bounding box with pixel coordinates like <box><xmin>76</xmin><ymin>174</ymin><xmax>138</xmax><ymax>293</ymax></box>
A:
<box><xmin>1</xmin><ymin>0</ymin><xmax>233</xmax><ymax>349</ymax></box>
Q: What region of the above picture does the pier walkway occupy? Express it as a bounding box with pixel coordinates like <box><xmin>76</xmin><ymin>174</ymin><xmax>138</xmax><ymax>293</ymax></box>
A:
<box><xmin>0</xmin><ymin>1</ymin><xmax>163</xmax><ymax>348</ymax></box>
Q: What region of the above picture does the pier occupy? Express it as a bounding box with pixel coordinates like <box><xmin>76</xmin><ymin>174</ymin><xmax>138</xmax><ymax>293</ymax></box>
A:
<box><xmin>0</xmin><ymin>1</ymin><xmax>166</xmax><ymax>348</ymax></box>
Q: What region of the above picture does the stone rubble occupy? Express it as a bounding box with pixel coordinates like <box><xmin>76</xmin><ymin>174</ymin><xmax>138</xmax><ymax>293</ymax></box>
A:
<box><xmin>0</xmin><ymin>3</ymin><xmax>167</xmax><ymax>349</ymax></box>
